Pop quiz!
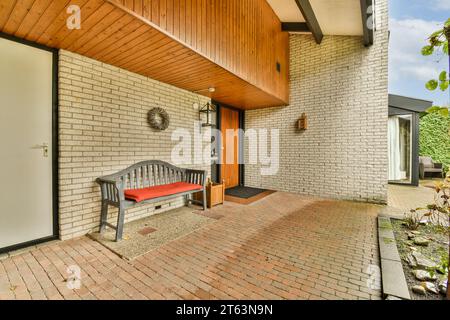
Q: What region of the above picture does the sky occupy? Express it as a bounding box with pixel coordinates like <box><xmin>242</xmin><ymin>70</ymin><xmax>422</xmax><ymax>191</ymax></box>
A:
<box><xmin>389</xmin><ymin>0</ymin><xmax>450</xmax><ymax>106</ymax></box>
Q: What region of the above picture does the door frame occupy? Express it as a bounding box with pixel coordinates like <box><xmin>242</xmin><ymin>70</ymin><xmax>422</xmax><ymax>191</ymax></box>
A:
<box><xmin>0</xmin><ymin>33</ymin><xmax>59</xmax><ymax>254</ymax></box>
<box><xmin>212</xmin><ymin>101</ymin><xmax>245</xmax><ymax>187</ymax></box>
<box><xmin>388</xmin><ymin>106</ymin><xmax>420</xmax><ymax>187</ymax></box>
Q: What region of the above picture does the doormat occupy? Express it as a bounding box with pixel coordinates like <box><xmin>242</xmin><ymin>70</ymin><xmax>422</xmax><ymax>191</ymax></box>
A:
<box><xmin>89</xmin><ymin>207</ymin><xmax>215</xmax><ymax>260</ymax></box>
<box><xmin>225</xmin><ymin>186</ymin><xmax>269</xmax><ymax>199</ymax></box>
<box><xmin>225</xmin><ymin>186</ymin><xmax>276</xmax><ymax>205</ymax></box>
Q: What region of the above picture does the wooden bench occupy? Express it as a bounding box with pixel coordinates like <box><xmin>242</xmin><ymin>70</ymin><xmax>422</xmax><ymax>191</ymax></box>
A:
<box><xmin>96</xmin><ymin>160</ymin><xmax>206</xmax><ymax>241</ymax></box>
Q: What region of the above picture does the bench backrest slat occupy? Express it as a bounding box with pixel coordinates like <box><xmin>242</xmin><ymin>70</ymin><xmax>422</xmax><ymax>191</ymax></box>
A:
<box><xmin>102</xmin><ymin>160</ymin><xmax>200</xmax><ymax>191</ymax></box>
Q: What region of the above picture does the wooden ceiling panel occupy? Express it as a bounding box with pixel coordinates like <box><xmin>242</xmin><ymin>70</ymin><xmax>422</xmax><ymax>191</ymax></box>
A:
<box><xmin>14</xmin><ymin>0</ymin><xmax>53</xmax><ymax>38</ymax></box>
<box><xmin>67</xmin><ymin>9</ymin><xmax>128</xmax><ymax>52</ymax></box>
<box><xmin>45</xmin><ymin>0</ymin><xmax>105</xmax><ymax>47</ymax></box>
<box><xmin>27</xmin><ymin>0</ymin><xmax>71</xmax><ymax>42</ymax></box>
<box><xmin>2</xmin><ymin>0</ymin><xmax>35</xmax><ymax>35</ymax></box>
<box><xmin>0</xmin><ymin>1</ymin><xmax>18</xmax><ymax>30</ymax></box>
<box><xmin>36</xmin><ymin>0</ymin><xmax>90</xmax><ymax>44</ymax></box>
<box><xmin>59</xmin><ymin>2</ymin><xmax>116</xmax><ymax>49</ymax></box>
<box><xmin>97</xmin><ymin>27</ymin><xmax>163</xmax><ymax>63</ymax></box>
<box><xmin>0</xmin><ymin>0</ymin><xmax>288</xmax><ymax>109</ymax></box>
<box><xmin>79</xmin><ymin>17</ymin><xmax>141</xmax><ymax>56</ymax></box>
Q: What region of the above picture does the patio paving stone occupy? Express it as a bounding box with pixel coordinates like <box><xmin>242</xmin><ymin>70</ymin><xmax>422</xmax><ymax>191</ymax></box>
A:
<box><xmin>0</xmin><ymin>192</ymin><xmax>383</xmax><ymax>300</ymax></box>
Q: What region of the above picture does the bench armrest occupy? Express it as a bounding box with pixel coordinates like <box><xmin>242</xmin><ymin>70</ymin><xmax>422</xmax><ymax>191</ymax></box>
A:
<box><xmin>185</xmin><ymin>169</ymin><xmax>207</xmax><ymax>187</ymax></box>
<box><xmin>96</xmin><ymin>176</ymin><xmax>124</xmax><ymax>203</ymax></box>
<box><xmin>96</xmin><ymin>175</ymin><xmax>117</xmax><ymax>184</ymax></box>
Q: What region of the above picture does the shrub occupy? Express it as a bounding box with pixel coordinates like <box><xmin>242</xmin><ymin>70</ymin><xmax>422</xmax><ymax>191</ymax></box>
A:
<box><xmin>420</xmin><ymin>112</ymin><xmax>450</xmax><ymax>172</ymax></box>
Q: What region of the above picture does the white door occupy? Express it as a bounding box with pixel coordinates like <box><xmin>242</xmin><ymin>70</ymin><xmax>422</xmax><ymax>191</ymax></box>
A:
<box><xmin>0</xmin><ymin>37</ymin><xmax>55</xmax><ymax>250</ymax></box>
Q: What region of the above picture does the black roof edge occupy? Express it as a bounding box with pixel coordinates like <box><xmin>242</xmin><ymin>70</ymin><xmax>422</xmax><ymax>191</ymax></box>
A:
<box><xmin>388</xmin><ymin>94</ymin><xmax>433</xmax><ymax>113</ymax></box>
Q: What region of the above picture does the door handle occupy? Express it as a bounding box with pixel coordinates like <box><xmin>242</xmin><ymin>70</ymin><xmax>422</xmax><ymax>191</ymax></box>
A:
<box><xmin>31</xmin><ymin>143</ymin><xmax>49</xmax><ymax>158</ymax></box>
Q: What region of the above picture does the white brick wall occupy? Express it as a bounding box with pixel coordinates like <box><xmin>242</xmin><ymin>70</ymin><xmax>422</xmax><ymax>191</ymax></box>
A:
<box><xmin>58</xmin><ymin>50</ymin><xmax>210</xmax><ymax>240</ymax></box>
<box><xmin>244</xmin><ymin>1</ymin><xmax>389</xmax><ymax>203</ymax></box>
<box><xmin>57</xmin><ymin>1</ymin><xmax>388</xmax><ymax>239</ymax></box>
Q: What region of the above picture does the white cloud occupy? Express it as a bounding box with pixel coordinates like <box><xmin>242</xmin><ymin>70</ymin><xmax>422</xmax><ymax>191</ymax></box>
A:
<box><xmin>435</xmin><ymin>0</ymin><xmax>450</xmax><ymax>10</ymax></box>
<box><xmin>398</xmin><ymin>65</ymin><xmax>438</xmax><ymax>82</ymax></box>
<box><xmin>389</xmin><ymin>18</ymin><xmax>446</xmax><ymax>85</ymax></box>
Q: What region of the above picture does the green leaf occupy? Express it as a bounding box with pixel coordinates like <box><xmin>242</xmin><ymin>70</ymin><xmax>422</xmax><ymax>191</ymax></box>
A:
<box><xmin>440</xmin><ymin>80</ymin><xmax>449</xmax><ymax>91</ymax></box>
<box><xmin>444</xmin><ymin>42</ymin><xmax>449</xmax><ymax>55</ymax></box>
<box><xmin>426</xmin><ymin>79</ymin><xmax>438</xmax><ymax>91</ymax></box>
<box><xmin>426</xmin><ymin>106</ymin><xmax>449</xmax><ymax>118</ymax></box>
<box><xmin>439</xmin><ymin>108</ymin><xmax>449</xmax><ymax>118</ymax></box>
<box><xmin>439</xmin><ymin>71</ymin><xmax>447</xmax><ymax>82</ymax></box>
<box><xmin>426</xmin><ymin>106</ymin><xmax>442</xmax><ymax>113</ymax></box>
<box><xmin>422</xmin><ymin>45</ymin><xmax>434</xmax><ymax>56</ymax></box>
<box><xmin>430</xmin><ymin>30</ymin><xmax>444</xmax><ymax>38</ymax></box>
<box><xmin>419</xmin><ymin>112</ymin><xmax>428</xmax><ymax>118</ymax></box>
<box><xmin>445</xmin><ymin>18</ymin><xmax>450</xmax><ymax>27</ymax></box>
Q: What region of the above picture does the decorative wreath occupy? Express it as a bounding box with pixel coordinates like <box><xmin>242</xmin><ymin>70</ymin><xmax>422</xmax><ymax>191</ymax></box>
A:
<box><xmin>148</xmin><ymin>107</ymin><xmax>170</xmax><ymax>131</ymax></box>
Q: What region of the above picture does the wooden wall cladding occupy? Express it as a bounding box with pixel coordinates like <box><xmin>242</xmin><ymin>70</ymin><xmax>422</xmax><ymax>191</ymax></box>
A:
<box><xmin>112</xmin><ymin>0</ymin><xmax>290</xmax><ymax>104</ymax></box>
<box><xmin>0</xmin><ymin>0</ymin><xmax>289</xmax><ymax>109</ymax></box>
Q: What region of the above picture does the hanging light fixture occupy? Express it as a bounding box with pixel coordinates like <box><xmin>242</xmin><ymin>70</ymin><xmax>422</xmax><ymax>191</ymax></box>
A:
<box><xmin>193</xmin><ymin>87</ymin><xmax>217</xmax><ymax>128</ymax></box>
<box><xmin>199</xmin><ymin>102</ymin><xmax>217</xmax><ymax>128</ymax></box>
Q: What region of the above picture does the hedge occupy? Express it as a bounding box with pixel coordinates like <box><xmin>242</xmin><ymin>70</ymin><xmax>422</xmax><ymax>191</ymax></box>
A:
<box><xmin>419</xmin><ymin>112</ymin><xmax>450</xmax><ymax>172</ymax></box>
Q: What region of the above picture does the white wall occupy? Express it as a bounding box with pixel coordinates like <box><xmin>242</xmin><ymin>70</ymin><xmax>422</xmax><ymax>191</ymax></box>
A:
<box><xmin>58</xmin><ymin>50</ymin><xmax>210</xmax><ymax>240</ymax></box>
<box><xmin>244</xmin><ymin>0</ymin><xmax>389</xmax><ymax>203</ymax></box>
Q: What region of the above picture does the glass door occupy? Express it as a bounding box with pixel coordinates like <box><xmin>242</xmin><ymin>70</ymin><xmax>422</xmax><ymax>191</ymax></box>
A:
<box><xmin>388</xmin><ymin>115</ymin><xmax>413</xmax><ymax>184</ymax></box>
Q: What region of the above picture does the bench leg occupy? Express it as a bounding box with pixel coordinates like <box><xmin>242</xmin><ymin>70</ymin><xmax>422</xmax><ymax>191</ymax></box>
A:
<box><xmin>202</xmin><ymin>189</ymin><xmax>207</xmax><ymax>211</ymax></box>
<box><xmin>115</xmin><ymin>206</ymin><xmax>125</xmax><ymax>242</ymax></box>
<box><xmin>99</xmin><ymin>201</ymin><xmax>108</xmax><ymax>233</ymax></box>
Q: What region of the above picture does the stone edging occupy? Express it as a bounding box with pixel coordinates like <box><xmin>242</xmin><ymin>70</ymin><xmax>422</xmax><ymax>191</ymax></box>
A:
<box><xmin>378</xmin><ymin>215</ymin><xmax>411</xmax><ymax>300</ymax></box>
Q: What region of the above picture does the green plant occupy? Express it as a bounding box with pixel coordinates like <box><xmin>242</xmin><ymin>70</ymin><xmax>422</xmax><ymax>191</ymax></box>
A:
<box><xmin>420</xmin><ymin>113</ymin><xmax>450</xmax><ymax>172</ymax></box>
<box><xmin>436</xmin><ymin>248</ymin><xmax>450</xmax><ymax>276</ymax></box>
<box><xmin>422</xmin><ymin>18</ymin><xmax>450</xmax><ymax>122</ymax></box>
<box><xmin>421</xmin><ymin>20</ymin><xmax>450</xmax><ymax>299</ymax></box>
<box><xmin>403</xmin><ymin>209</ymin><xmax>426</xmax><ymax>230</ymax></box>
<box><xmin>422</xmin><ymin>19</ymin><xmax>450</xmax><ymax>117</ymax></box>
<box><xmin>409</xmin><ymin>172</ymin><xmax>450</xmax><ymax>298</ymax></box>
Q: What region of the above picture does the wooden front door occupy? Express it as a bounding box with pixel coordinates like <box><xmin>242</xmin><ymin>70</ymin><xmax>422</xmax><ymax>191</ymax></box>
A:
<box><xmin>220</xmin><ymin>107</ymin><xmax>240</xmax><ymax>189</ymax></box>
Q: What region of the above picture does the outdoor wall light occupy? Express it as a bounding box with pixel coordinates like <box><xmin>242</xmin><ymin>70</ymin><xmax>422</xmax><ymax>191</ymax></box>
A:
<box><xmin>193</xmin><ymin>87</ymin><xmax>217</xmax><ymax>128</ymax></box>
<box><xmin>298</xmin><ymin>113</ymin><xmax>308</xmax><ymax>130</ymax></box>
<box><xmin>199</xmin><ymin>102</ymin><xmax>217</xmax><ymax>128</ymax></box>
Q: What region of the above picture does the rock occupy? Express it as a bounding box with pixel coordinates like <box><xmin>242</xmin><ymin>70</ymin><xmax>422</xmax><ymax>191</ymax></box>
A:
<box><xmin>438</xmin><ymin>279</ymin><xmax>448</xmax><ymax>295</ymax></box>
<box><xmin>421</xmin><ymin>282</ymin><xmax>438</xmax><ymax>294</ymax></box>
<box><xmin>413</xmin><ymin>270</ymin><xmax>437</xmax><ymax>281</ymax></box>
<box><xmin>411</xmin><ymin>231</ymin><xmax>421</xmax><ymax>235</ymax></box>
<box><xmin>409</xmin><ymin>246</ymin><xmax>418</xmax><ymax>251</ymax></box>
<box><xmin>412</xmin><ymin>285</ymin><xmax>426</xmax><ymax>295</ymax></box>
<box><xmin>406</xmin><ymin>253</ymin><xmax>417</xmax><ymax>268</ymax></box>
<box><xmin>413</xmin><ymin>237</ymin><xmax>430</xmax><ymax>246</ymax></box>
<box><xmin>405</xmin><ymin>240</ymin><xmax>414</xmax><ymax>246</ymax></box>
<box><xmin>411</xmin><ymin>251</ymin><xmax>438</xmax><ymax>270</ymax></box>
<box><xmin>407</xmin><ymin>232</ymin><xmax>416</xmax><ymax>240</ymax></box>
<box><xmin>406</xmin><ymin>251</ymin><xmax>438</xmax><ymax>269</ymax></box>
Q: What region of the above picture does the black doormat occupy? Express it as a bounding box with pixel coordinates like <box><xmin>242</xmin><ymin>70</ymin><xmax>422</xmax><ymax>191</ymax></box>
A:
<box><xmin>225</xmin><ymin>186</ymin><xmax>268</xmax><ymax>199</ymax></box>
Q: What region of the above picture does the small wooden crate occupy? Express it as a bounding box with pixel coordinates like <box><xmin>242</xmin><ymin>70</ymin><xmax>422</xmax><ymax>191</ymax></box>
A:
<box><xmin>194</xmin><ymin>181</ymin><xmax>225</xmax><ymax>208</ymax></box>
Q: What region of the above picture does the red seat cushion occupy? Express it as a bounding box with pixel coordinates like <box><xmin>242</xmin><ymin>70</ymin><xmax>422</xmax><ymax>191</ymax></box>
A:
<box><xmin>124</xmin><ymin>182</ymin><xmax>203</xmax><ymax>203</ymax></box>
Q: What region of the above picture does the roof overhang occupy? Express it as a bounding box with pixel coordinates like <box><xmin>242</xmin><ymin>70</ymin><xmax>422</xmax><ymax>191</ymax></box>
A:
<box><xmin>0</xmin><ymin>0</ymin><xmax>289</xmax><ymax>110</ymax></box>
<box><xmin>389</xmin><ymin>94</ymin><xmax>433</xmax><ymax>113</ymax></box>
<box><xmin>268</xmin><ymin>0</ymin><xmax>373</xmax><ymax>45</ymax></box>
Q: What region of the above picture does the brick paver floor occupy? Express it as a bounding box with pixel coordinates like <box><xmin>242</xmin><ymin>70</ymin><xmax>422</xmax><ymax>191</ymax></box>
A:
<box><xmin>0</xmin><ymin>192</ymin><xmax>383</xmax><ymax>300</ymax></box>
<box><xmin>387</xmin><ymin>181</ymin><xmax>436</xmax><ymax>215</ymax></box>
